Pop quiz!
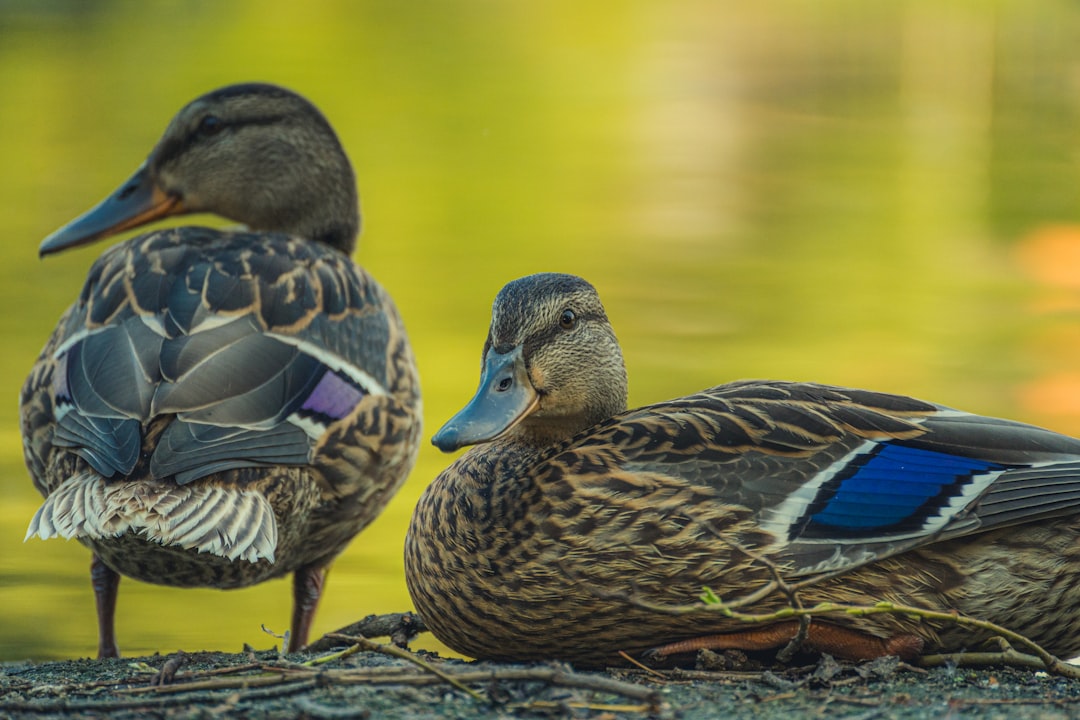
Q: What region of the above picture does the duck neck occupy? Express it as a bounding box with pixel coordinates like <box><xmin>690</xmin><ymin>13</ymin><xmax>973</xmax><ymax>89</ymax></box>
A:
<box><xmin>309</xmin><ymin>163</ymin><xmax>360</xmax><ymax>254</ymax></box>
<box><xmin>255</xmin><ymin>172</ymin><xmax>360</xmax><ymax>255</ymax></box>
<box><xmin>513</xmin><ymin>383</ymin><xmax>628</xmax><ymax>449</ymax></box>
<box><xmin>510</xmin><ymin>416</ymin><xmax>588</xmax><ymax>449</ymax></box>
<box><xmin>306</xmin><ymin>211</ymin><xmax>359</xmax><ymax>255</ymax></box>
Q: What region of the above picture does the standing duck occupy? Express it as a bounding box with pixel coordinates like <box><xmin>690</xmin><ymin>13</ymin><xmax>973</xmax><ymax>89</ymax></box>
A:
<box><xmin>22</xmin><ymin>83</ymin><xmax>422</xmax><ymax>658</ymax></box>
<box><xmin>406</xmin><ymin>273</ymin><xmax>1080</xmax><ymax>667</ymax></box>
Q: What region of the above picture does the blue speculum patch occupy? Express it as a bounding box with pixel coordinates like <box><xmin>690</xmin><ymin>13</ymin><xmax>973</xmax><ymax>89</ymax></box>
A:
<box><xmin>805</xmin><ymin>443</ymin><xmax>1006</xmax><ymax>533</ymax></box>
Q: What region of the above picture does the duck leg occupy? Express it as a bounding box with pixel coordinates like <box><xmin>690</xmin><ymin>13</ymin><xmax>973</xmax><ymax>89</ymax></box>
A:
<box><xmin>289</xmin><ymin>563</ymin><xmax>328</xmax><ymax>652</ymax></box>
<box><xmin>646</xmin><ymin>621</ymin><xmax>924</xmax><ymax>663</ymax></box>
<box><xmin>90</xmin><ymin>554</ymin><xmax>121</xmax><ymax>659</ymax></box>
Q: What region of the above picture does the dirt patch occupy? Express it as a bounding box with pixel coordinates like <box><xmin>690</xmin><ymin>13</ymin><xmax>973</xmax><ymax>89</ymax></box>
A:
<box><xmin>3</xmin><ymin>642</ymin><xmax>1079</xmax><ymax>720</ymax></box>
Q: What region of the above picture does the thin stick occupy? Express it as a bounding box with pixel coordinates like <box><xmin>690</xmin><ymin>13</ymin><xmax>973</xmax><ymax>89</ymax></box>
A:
<box><xmin>302</xmin><ymin>642</ymin><xmax>365</xmax><ymax>667</ymax></box>
<box><xmin>618</xmin><ymin>650</ymin><xmax>667</xmax><ymax>679</ymax></box>
<box><xmin>326</xmin><ymin>633</ymin><xmax>487</xmax><ymax>703</ymax></box>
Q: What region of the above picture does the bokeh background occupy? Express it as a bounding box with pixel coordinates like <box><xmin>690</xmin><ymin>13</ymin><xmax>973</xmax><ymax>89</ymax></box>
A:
<box><xmin>2</xmin><ymin>0</ymin><xmax>1080</xmax><ymax>660</ymax></box>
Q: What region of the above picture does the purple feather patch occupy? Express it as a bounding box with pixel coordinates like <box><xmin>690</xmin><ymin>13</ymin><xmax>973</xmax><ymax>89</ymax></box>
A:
<box><xmin>301</xmin><ymin>370</ymin><xmax>365</xmax><ymax>420</ymax></box>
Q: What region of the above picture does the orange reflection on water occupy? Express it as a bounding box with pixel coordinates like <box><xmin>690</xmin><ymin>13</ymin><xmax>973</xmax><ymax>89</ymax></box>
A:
<box><xmin>1014</xmin><ymin>224</ymin><xmax>1080</xmax><ymax>434</ymax></box>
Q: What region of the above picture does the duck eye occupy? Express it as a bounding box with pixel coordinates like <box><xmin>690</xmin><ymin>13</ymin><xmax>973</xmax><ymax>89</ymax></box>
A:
<box><xmin>197</xmin><ymin>115</ymin><xmax>224</xmax><ymax>136</ymax></box>
<box><xmin>559</xmin><ymin>308</ymin><xmax>577</xmax><ymax>330</ymax></box>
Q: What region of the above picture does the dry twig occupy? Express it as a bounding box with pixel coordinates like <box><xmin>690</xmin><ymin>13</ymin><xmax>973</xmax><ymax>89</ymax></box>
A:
<box><xmin>323</xmin><ymin>632</ymin><xmax>486</xmax><ymax>703</ymax></box>
<box><xmin>307</xmin><ymin>612</ymin><xmax>427</xmax><ymax>652</ymax></box>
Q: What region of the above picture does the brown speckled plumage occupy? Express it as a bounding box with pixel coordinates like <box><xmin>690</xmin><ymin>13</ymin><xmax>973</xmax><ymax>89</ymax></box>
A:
<box><xmin>21</xmin><ymin>84</ymin><xmax>421</xmax><ymax>658</ymax></box>
<box><xmin>406</xmin><ymin>273</ymin><xmax>1080</xmax><ymax>668</ymax></box>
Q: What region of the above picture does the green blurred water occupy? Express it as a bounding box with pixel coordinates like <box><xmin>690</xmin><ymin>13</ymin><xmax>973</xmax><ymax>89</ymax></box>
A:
<box><xmin>2</xmin><ymin>0</ymin><xmax>1080</xmax><ymax>660</ymax></box>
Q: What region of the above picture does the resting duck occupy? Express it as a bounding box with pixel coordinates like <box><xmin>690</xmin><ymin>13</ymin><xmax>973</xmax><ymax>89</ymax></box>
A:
<box><xmin>21</xmin><ymin>83</ymin><xmax>422</xmax><ymax>658</ymax></box>
<box><xmin>406</xmin><ymin>272</ymin><xmax>1080</xmax><ymax>668</ymax></box>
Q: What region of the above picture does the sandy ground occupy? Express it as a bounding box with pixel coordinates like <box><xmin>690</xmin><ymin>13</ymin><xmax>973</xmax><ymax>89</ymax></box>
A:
<box><xmin>3</xmin><ymin>638</ymin><xmax>1080</xmax><ymax>720</ymax></box>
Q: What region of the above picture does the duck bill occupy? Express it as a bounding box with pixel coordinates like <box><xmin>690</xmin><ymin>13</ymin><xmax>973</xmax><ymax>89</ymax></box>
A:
<box><xmin>432</xmin><ymin>346</ymin><xmax>539</xmax><ymax>452</ymax></box>
<box><xmin>39</xmin><ymin>162</ymin><xmax>186</xmax><ymax>257</ymax></box>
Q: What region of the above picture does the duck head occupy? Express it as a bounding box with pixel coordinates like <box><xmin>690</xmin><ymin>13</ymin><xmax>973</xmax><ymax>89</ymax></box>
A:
<box><xmin>39</xmin><ymin>82</ymin><xmax>360</xmax><ymax>257</ymax></box>
<box><xmin>433</xmin><ymin>273</ymin><xmax>629</xmax><ymax>451</ymax></box>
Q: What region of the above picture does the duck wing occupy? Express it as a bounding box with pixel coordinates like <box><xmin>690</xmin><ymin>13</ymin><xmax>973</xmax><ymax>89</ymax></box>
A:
<box><xmin>559</xmin><ymin>379</ymin><xmax>1080</xmax><ymax>576</ymax></box>
<box><xmin>40</xmin><ymin>227</ymin><xmax>392</xmax><ymax>485</ymax></box>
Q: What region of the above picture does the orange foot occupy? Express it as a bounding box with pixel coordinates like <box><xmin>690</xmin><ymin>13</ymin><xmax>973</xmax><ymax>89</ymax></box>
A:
<box><xmin>645</xmin><ymin>620</ymin><xmax>924</xmax><ymax>663</ymax></box>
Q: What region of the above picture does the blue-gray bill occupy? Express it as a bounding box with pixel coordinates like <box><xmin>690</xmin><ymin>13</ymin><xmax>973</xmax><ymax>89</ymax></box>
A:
<box><xmin>432</xmin><ymin>345</ymin><xmax>538</xmax><ymax>452</ymax></box>
<box><xmin>39</xmin><ymin>162</ymin><xmax>184</xmax><ymax>257</ymax></box>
